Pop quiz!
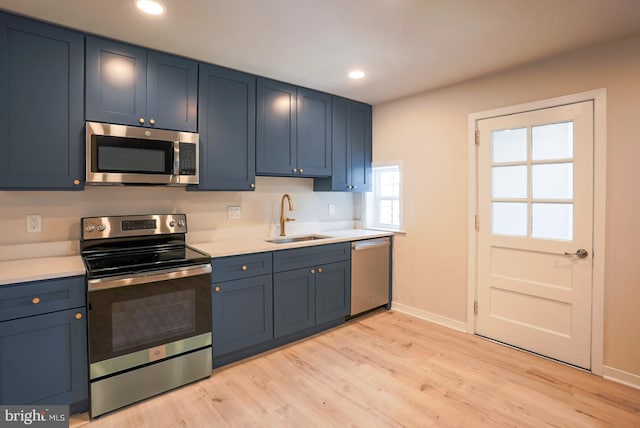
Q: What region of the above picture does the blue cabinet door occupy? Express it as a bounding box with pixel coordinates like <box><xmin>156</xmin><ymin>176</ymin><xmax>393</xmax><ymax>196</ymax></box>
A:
<box><xmin>273</xmin><ymin>268</ymin><xmax>316</xmax><ymax>338</ymax></box>
<box><xmin>315</xmin><ymin>261</ymin><xmax>351</xmax><ymax>324</ymax></box>
<box><xmin>0</xmin><ymin>13</ymin><xmax>84</xmax><ymax>190</ymax></box>
<box><xmin>212</xmin><ymin>274</ymin><xmax>273</xmax><ymax>357</ymax></box>
<box><xmin>297</xmin><ymin>88</ymin><xmax>331</xmax><ymax>177</ymax></box>
<box><xmin>256</xmin><ymin>78</ymin><xmax>297</xmax><ymax>176</ymax></box>
<box><xmin>85</xmin><ymin>36</ymin><xmax>147</xmax><ymax>127</ymax></box>
<box><xmin>0</xmin><ymin>308</ymin><xmax>88</xmax><ymax>407</ymax></box>
<box><xmin>314</xmin><ymin>97</ymin><xmax>372</xmax><ymax>192</ymax></box>
<box><xmin>147</xmin><ymin>51</ymin><xmax>197</xmax><ymax>132</ymax></box>
<box><xmin>194</xmin><ymin>64</ymin><xmax>256</xmax><ymax>190</ymax></box>
<box><xmin>86</xmin><ymin>37</ymin><xmax>197</xmax><ymax>131</ymax></box>
<box><xmin>349</xmin><ymin>100</ymin><xmax>372</xmax><ymax>192</ymax></box>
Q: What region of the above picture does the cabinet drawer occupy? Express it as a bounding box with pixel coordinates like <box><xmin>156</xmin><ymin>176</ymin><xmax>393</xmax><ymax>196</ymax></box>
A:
<box><xmin>0</xmin><ymin>276</ymin><xmax>85</xmax><ymax>322</ymax></box>
<box><xmin>273</xmin><ymin>243</ymin><xmax>350</xmax><ymax>272</ymax></box>
<box><xmin>212</xmin><ymin>252</ymin><xmax>272</xmax><ymax>283</ymax></box>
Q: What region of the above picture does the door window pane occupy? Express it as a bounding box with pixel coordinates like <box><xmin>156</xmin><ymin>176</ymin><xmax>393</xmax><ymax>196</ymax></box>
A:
<box><xmin>492</xmin><ymin>128</ymin><xmax>527</xmax><ymax>163</ymax></box>
<box><xmin>492</xmin><ymin>165</ymin><xmax>527</xmax><ymax>198</ymax></box>
<box><xmin>532</xmin><ymin>163</ymin><xmax>573</xmax><ymax>199</ymax></box>
<box><xmin>492</xmin><ymin>202</ymin><xmax>527</xmax><ymax>237</ymax></box>
<box><xmin>532</xmin><ymin>203</ymin><xmax>573</xmax><ymax>240</ymax></box>
<box><xmin>532</xmin><ymin>122</ymin><xmax>573</xmax><ymax>160</ymax></box>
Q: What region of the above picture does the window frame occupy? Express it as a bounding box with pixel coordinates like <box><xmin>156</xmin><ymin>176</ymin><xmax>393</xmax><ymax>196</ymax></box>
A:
<box><xmin>363</xmin><ymin>160</ymin><xmax>404</xmax><ymax>232</ymax></box>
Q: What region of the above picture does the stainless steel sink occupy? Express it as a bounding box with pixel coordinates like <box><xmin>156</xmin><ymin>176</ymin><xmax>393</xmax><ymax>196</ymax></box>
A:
<box><xmin>266</xmin><ymin>234</ymin><xmax>332</xmax><ymax>244</ymax></box>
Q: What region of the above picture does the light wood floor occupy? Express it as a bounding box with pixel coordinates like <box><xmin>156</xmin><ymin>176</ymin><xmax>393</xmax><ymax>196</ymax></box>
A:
<box><xmin>73</xmin><ymin>310</ymin><xmax>640</xmax><ymax>427</ymax></box>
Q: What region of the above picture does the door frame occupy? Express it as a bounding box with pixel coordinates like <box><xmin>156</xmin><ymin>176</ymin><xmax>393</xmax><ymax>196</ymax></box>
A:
<box><xmin>467</xmin><ymin>89</ymin><xmax>607</xmax><ymax>374</ymax></box>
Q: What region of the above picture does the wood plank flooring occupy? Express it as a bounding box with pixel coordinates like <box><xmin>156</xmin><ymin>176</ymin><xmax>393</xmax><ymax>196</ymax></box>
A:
<box><xmin>73</xmin><ymin>310</ymin><xmax>640</xmax><ymax>427</ymax></box>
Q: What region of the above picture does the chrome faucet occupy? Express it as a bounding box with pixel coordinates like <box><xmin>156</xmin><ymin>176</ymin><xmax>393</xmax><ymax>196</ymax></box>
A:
<box><xmin>280</xmin><ymin>193</ymin><xmax>295</xmax><ymax>236</ymax></box>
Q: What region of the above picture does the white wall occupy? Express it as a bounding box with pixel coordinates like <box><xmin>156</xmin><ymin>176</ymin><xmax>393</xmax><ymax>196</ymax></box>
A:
<box><xmin>0</xmin><ymin>177</ymin><xmax>355</xmax><ymax>246</ymax></box>
<box><xmin>374</xmin><ymin>34</ymin><xmax>640</xmax><ymax>377</ymax></box>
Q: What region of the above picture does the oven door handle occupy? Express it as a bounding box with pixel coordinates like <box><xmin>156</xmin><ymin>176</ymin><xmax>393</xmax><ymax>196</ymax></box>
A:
<box><xmin>88</xmin><ymin>264</ymin><xmax>212</xmax><ymax>291</ymax></box>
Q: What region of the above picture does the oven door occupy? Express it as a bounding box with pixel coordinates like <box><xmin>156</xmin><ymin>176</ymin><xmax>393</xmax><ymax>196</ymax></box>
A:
<box><xmin>87</xmin><ymin>264</ymin><xmax>211</xmax><ymax>379</ymax></box>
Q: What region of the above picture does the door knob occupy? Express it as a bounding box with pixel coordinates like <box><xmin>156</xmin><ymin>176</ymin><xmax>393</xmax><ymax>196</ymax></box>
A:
<box><xmin>564</xmin><ymin>249</ymin><xmax>589</xmax><ymax>258</ymax></box>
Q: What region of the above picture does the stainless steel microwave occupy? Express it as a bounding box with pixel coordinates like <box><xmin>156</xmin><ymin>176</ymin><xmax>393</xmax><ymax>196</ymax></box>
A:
<box><xmin>86</xmin><ymin>121</ymin><xmax>199</xmax><ymax>185</ymax></box>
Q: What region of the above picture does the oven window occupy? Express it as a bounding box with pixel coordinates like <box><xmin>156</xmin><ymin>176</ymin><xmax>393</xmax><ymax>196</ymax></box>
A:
<box><xmin>111</xmin><ymin>289</ymin><xmax>196</xmax><ymax>352</ymax></box>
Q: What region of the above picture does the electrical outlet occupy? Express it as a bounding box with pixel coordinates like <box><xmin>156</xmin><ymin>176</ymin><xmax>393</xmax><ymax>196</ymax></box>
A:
<box><xmin>27</xmin><ymin>214</ymin><xmax>42</xmax><ymax>232</ymax></box>
<box><xmin>328</xmin><ymin>204</ymin><xmax>335</xmax><ymax>216</ymax></box>
<box><xmin>227</xmin><ymin>206</ymin><xmax>241</xmax><ymax>220</ymax></box>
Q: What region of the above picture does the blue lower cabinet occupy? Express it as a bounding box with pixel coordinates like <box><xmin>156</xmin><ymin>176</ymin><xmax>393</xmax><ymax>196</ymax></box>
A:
<box><xmin>0</xmin><ymin>308</ymin><xmax>88</xmax><ymax>408</ymax></box>
<box><xmin>213</xmin><ymin>245</ymin><xmax>352</xmax><ymax>368</ymax></box>
<box><xmin>212</xmin><ymin>274</ymin><xmax>273</xmax><ymax>357</ymax></box>
<box><xmin>274</xmin><ymin>260</ymin><xmax>351</xmax><ymax>338</ymax></box>
<box><xmin>273</xmin><ymin>268</ymin><xmax>316</xmax><ymax>338</ymax></box>
<box><xmin>315</xmin><ymin>261</ymin><xmax>351</xmax><ymax>325</ymax></box>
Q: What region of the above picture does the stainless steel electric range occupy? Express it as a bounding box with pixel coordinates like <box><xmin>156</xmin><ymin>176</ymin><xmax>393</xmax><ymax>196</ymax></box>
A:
<box><xmin>80</xmin><ymin>214</ymin><xmax>212</xmax><ymax>417</ymax></box>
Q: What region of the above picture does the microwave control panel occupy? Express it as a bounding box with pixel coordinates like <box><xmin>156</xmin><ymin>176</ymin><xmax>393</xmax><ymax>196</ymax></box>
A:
<box><xmin>178</xmin><ymin>143</ymin><xmax>197</xmax><ymax>175</ymax></box>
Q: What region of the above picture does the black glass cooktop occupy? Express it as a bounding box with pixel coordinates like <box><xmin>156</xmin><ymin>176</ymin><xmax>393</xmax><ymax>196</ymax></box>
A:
<box><xmin>83</xmin><ymin>245</ymin><xmax>210</xmax><ymax>278</ymax></box>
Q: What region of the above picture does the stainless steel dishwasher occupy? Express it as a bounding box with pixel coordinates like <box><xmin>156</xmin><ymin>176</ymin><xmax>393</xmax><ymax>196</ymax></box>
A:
<box><xmin>351</xmin><ymin>237</ymin><xmax>391</xmax><ymax>316</ymax></box>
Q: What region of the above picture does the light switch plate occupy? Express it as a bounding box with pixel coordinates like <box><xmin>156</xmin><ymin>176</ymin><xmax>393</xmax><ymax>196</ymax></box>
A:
<box><xmin>228</xmin><ymin>206</ymin><xmax>241</xmax><ymax>220</ymax></box>
<box><xmin>328</xmin><ymin>204</ymin><xmax>335</xmax><ymax>216</ymax></box>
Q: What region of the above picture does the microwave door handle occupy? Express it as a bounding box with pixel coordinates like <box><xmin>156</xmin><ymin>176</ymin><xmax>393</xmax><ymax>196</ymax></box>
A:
<box><xmin>173</xmin><ymin>141</ymin><xmax>181</xmax><ymax>176</ymax></box>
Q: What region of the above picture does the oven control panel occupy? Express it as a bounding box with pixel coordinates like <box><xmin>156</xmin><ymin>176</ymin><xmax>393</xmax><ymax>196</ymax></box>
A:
<box><xmin>81</xmin><ymin>214</ymin><xmax>187</xmax><ymax>240</ymax></box>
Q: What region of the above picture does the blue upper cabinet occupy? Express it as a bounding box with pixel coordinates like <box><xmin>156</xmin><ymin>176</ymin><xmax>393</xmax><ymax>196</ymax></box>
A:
<box><xmin>0</xmin><ymin>13</ymin><xmax>84</xmax><ymax>190</ymax></box>
<box><xmin>256</xmin><ymin>78</ymin><xmax>331</xmax><ymax>177</ymax></box>
<box><xmin>297</xmin><ymin>88</ymin><xmax>332</xmax><ymax>177</ymax></box>
<box><xmin>86</xmin><ymin>36</ymin><xmax>197</xmax><ymax>132</ymax></box>
<box><xmin>256</xmin><ymin>78</ymin><xmax>297</xmax><ymax>175</ymax></box>
<box><xmin>314</xmin><ymin>96</ymin><xmax>372</xmax><ymax>192</ymax></box>
<box><xmin>193</xmin><ymin>64</ymin><xmax>256</xmax><ymax>191</ymax></box>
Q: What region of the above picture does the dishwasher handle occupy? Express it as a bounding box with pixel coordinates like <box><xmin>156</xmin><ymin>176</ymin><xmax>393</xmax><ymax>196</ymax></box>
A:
<box><xmin>352</xmin><ymin>238</ymin><xmax>390</xmax><ymax>251</ymax></box>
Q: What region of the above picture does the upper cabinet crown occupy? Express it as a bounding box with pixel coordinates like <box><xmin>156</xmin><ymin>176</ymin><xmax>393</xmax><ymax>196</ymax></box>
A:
<box><xmin>85</xmin><ymin>36</ymin><xmax>198</xmax><ymax>132</ymax></box>
<box><xmin>0</xmin><ymin>12</ymin><xmax>84</xmax><ymax>190</ymax></box>
<box><xmin>256</xmin><ymin>78</ymin><xmax>332</xmax><ymax>177</ymax></box>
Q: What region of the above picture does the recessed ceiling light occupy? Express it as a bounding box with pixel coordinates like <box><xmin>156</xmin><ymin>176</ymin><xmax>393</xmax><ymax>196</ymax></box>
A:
<box><xmin>348</xmin><ymin>70</ymin><xmax>366</xmax><ymax>79</ymax></box>
<box><xmin>136</xmin><ymin>0</ymin><xmax>165</xmax><ymax>15</ymax></box>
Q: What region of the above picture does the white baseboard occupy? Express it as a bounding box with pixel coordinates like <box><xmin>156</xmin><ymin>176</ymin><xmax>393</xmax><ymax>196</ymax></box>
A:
<box><xmin>391</xmin><ymin>301</ymin><xmax>467</xmax><ymax>332</ymax></box>
<box><xmin>603</xmin><ymin>366</ymin><xmax>640</xmax><ymax>390</ymax></box>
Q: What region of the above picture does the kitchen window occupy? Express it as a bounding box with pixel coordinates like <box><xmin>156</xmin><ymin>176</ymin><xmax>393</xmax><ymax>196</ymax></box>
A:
<box><xmin>364</xmin><ymin>162</ymin><xmax>403</xmax><ymax>231</ymax></box>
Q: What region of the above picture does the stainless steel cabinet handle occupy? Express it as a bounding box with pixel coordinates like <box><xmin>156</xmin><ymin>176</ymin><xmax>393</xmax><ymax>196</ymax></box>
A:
<box><xmin>564</xmin><ymin>249</ymin><xmax>589</xmax><ymax>258</ymax></box>
<box><xmin>299</xmin><ymin>168</ymin><xmax>304</xmax><ymax>174</ymax></box>
<box><xmin>292</xmin><ymin>168</ymin><xmax>298</xmax><ymax>173</ymax></box>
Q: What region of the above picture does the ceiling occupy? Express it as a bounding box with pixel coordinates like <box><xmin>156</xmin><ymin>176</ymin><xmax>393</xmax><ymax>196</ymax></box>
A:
<box><xmin>2</xmin><ymin>0</ymin><xmax>640</xmax><ymax>104</ymax></box>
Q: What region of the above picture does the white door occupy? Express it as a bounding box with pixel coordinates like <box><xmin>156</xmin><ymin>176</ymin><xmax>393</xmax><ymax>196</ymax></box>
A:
<box><xmin>476</xmin><ymin>101</ymin><xmax>593</xmax><ymax>369</ymax></box>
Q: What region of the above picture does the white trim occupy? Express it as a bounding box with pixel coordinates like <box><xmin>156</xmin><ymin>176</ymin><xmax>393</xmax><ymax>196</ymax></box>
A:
<box><xmin>392</xmin><ymin>302</ymin><xmax>467</xmax><ymax>332</ymax></box>
<box><xmin>467</xmin><ymin>88</ymin><xmax>607</xmax><ymax>374</ymax></box>
<box><xmin>363</xmin><ymin>160</ymin><xmax>404</xmax><ymax>231</ymax></box>
<box><xmin>603</xmin><ymin>366</ymin><xmax>640</xmax><ymax>390</ymax></box>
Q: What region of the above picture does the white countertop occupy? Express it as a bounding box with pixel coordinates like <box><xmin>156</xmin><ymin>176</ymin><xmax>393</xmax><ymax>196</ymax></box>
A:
<box><xmin>0</xmin><ymin>229</ymin><xmax>393</xmax><ymax>285</ymax></box>
<box><xmin>0</xmin><ymin>255</ymin><xmax>85</xmax><ymax>286</ymax></box>
<box><xmin>190</xmin><ymin>229</ymin><xmax>393</xmax><ymax>258</ymax></box>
